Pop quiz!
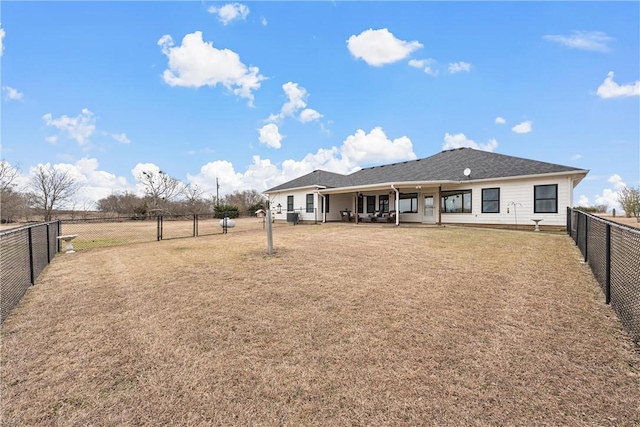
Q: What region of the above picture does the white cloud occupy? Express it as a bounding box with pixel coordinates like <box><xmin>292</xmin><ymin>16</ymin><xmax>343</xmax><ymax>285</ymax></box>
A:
<box><xmin>45</xmin><ymin>136</ymin><xmax>58</xmax><ymax>144</ymax></box>
<box><xmin>208</xmin><ymin>3</ymin><xmax>249</xmax><ymax>25</ymax></box>
<box><xmin>571</xmin><ymin>154</ymin><xmax>582</xmax><ymax>160</ymax></box>
<box><xmin>0</xmin><ymin>23</ymin><xmax>4</xmax><ymax>56</ymax></box>
<box><xmin>42</xmin><ymin>108</ymin><xmax>96</xmax><ymax>145</ymax></box>
<box><xmin>341</xmin><ymin>127</ymin><xmax>416</xmax><ymax>165</ymax></box>
<box><xmin>299</xmin><ymin>108</ymin><xmax>323</xmax><ymax>123</ymax></box>
<box><xmin>158</xmin><ymin>31</ymin><xmax>265</xmax><ymax>106</ymax></box>
<box><xmin>112</xmin><ymin>133</ymin><xmax>131</xmax><ymax>144</ymax></box>
<box><xmin>448</xmin><ymin>61</ymin><xmax>471</xmax><ymax>74</ymax></box>
<box><xmin>267</xmin><ymin>82</ymin><xmax>323</xmax><ymax>123</ymax></box>
<box><xmin>281</xmin><ymin>82</ymin><xmax>308</xmax><ymax>118</ymax></box>
<box><xmin>577</xmin><ymin>195</ymin><xmax>590</xmax><ymax>207</ymax></box>
<box><xmin>495</xmin><ymin>116</ymin><xmax>506</xmax><ymax>125</ymax></box>
<box><xmin>186</xmin><ymin>156</ymin><xmax>281</xmax><ymax>196</ymax></box>
<box><xmin>408</xmin><ymin>58</ymin><xmax>437</xmax><ymax>76</ymax></box>
<box><xmin>596</xmin><ymin>71</ymin><xmax>640</xmax><ymax>99</ymax></box>
<box><xmin>512</xmin><ymin>120</ymin><xmax>532</xmax><ymax>134</ymax></box>
<box><xmin>543</xmin><ymin>31</ymin><xmax>613</xmax><ymax>52</ymax></box>
<box><xmin>26</xmin><ymin>158</ymin><xmax>133</xmax><ymax>208</ymax></box>
<box><xmin>261</xmin><ymin>17</ymin><xmax>268</xmax><ymax>26</ymax></box>
<box><xmin>347</xmin><ymin>28</ymin><xmax>422</xmax><ymax>67</ymax></box>
<box><xmin>595</xmin><ymin>174</ymin><xmax>627</xmax><ymax>211</ymax></box>
<box><xmin>258</xmin><ymin>123</ymin><xmax>283</xmax><ymax>149</ymax></box>
<box><xmin>608</xmin><ymin>174</ymin><xmax>626</xmax><ymax>190</ymax></box>
<box><xmin>187</xmin><ymin>127</ymin><xmax>416</xmax><ymax>195</ymax></box>
<box><xmin>442</xmin><ymin>133</ymin><xmax>498</xmax><ymax>152</ymax></box>
<box><xmin>2</xmin><ymin>86</ymin><xmax>23</xmax><ymax>101</ymax></box>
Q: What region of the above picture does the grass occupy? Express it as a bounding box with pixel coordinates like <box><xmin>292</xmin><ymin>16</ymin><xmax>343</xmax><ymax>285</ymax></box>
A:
<box><xmin>58</xmin><ymin>217</ymin><xmax>275</xmax><ymax>250</ymax></box>
<box><xmin>1</xmin><ymin>224</ymin><xmax>639</xmax><ymax>426</ymax></box>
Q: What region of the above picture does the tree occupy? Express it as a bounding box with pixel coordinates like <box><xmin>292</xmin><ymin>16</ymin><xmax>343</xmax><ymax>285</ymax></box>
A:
<box><xmin>29</xmin><ymin>164</ymin><xmax>82</xmax><ymax>221</ymax></box>
<box><xmin>618</xmin><ymin>186</ymin><xmax>640</xmax><ymax>219</ymax></box>
<box><xmin>181</xmin><ymin>184</ymin><xmax>209</xmax><ymax>214</ymax></box>
<box><xmin>138</xmin><ymin>170</ymin><xmax>183</xmax><ymax>211</ymax></box>
<box><xmin>0</xmin><ymin>160</ymin><xmax>30</xmax><ymax>222</ymax></box>
<box><xmin>97</xmin><ymin>191</ymin><xmax>145</xmax><ymax>216</ymax></box>
<box><xmin>0</xmin><ymin>160</ymin><xmax>20</xmax><ymax>193</ymax></box>
<box><xmin>223</xmin><ymin>189</ymin><xmax>266</xmax><ymax>215</ymax></box>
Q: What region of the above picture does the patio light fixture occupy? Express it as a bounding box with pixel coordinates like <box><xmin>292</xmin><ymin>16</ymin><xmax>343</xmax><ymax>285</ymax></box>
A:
<box><xmin>276</xmin><ymin>203</ymin><xmax>282</xmax><ymax>214</ymax></box>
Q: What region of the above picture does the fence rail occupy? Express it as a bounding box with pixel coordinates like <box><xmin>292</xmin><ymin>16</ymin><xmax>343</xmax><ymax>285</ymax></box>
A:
<box><xmin>568</xmin><ymin>208</ymin><xmax>640</xmax><ymax>342</ymax></box>
<box><xmin>0</xmin><ymin>220</ymin><xmax>60</xmax><ymax>323</ymax></box>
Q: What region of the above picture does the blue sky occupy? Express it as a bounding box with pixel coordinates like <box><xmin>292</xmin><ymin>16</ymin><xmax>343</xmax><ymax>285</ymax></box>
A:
<box><xmin>1</xmin><ymin>1</ymin><xmax>639</xmax><ymax>210</ymax></box>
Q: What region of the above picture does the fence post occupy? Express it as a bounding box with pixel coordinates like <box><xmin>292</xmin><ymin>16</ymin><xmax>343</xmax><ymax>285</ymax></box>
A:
<box><xmin>575</xmin><ymin>211</ymin><xmax>581</xmax><ymax>246</ymax></box>
<box><xmin>57</xmin><ymin>220</ymin><xmax>62</xmax><ymax>253</ymax></box>
<box><xmin>157</xmin><ymin>215</ymin><xmax>162</xmax><ymax>241</ymax></box>
<box><xmin>46</xmin><ymin>223</ymin><xmax>51</xmax><ymax>262</ymax></box>
<box><xmin>583</xmin><ymin>214</ymin><xmax>588</xmax><ymax>262</ymax></box>
<box><xmin>605</xmin><ymin>223</ymin><xmax>611</xmax><ymax>304</ymax></box>
<box><xmin>28</xmin><ymin>227</ymin><xmax>35</xmax><ymax>285</ymax></box>
<box><xmin>567</xmin><ymin>207</ymin><xmax>571</xmax><ymax>237</ymax></box>
<box><xmin>193</xmin><ymin>214</ymin><xmax>197</xmax><ymax>237</ymax></box>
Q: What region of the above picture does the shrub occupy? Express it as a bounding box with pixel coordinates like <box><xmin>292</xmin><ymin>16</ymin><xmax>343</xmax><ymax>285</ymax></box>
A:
<box><xmin>214</xmin><ymin>204</ymin><xmax>239</xmax><ymax>218</ymax></box>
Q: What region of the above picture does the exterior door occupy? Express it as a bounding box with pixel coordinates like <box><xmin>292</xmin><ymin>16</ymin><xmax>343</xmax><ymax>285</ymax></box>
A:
<box><xmin>423</xmin><ymin>195</ymin><xmax>435</xmax><ymax>223</ymax></box>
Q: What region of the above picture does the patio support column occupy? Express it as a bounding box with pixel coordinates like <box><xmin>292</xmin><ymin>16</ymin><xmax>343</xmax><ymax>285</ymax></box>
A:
<box><xmin>391</xmin><ymin>184</ymin><xmax>400</xmax><ymax>226</ymax></box>
<box><xmin>318</xmin><ymin>192</ymin><xmax>326</xmax><ymax>223</ymax></box>
<box><xmin>438</xmin><ymin>185</ymin><xmax>442</xmax><ymax>225</ymax></box>
<box><xmin>355</xmin><ymin>193</ymin><xmax>359</xmax><ymax>224</ymax></box>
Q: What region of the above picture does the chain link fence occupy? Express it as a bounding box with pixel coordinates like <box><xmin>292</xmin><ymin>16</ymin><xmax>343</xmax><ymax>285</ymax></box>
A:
<box><xmin>0</xmin><ymin>221</ymin><xmax>60</xmax><ymax>323</ymax></box>
<box><xmin>568</xmin><ymin>208</ymin><xmax>640</xmax><ymax>342</ymax></box>
<box><xmin>60</xmin><ymin>213</ymin><xmax>287</xmax><ymax>250</ymax></box>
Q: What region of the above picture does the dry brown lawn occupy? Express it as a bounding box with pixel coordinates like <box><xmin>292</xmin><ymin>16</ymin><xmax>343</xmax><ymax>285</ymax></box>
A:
<box><xmin>596</xmin><ymin>214</ymin><xmax>640</xmax><ymax>229</ymax></box>
<box><xmin>1</xmin><ymin>224</ymin><xmax>639</xmax><ymax>426</ymax></box>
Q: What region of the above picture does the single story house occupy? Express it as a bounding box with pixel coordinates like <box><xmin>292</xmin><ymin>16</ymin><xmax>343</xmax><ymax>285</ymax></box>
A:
<box><xmin>264</xmin><ymin>147</ymin><xmax>589</xmax><ymax>229</ymax></box>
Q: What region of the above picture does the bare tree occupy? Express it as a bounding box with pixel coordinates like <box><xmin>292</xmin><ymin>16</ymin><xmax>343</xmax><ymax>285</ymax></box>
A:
<box><xmin>1</xmin><ymin>190</ymin><xmax>29</xmax><ymax>223</ymax></box>
<box><xmin>618</xmin><ymin>186</ymin><xmax>640</xmax><ymax>220</ymax></box>
<box><xmin>223</xmin><ymin>189</ymin><xmax>266</xmax><ymax>215</ymax></box>
<box><xmin>1</xmin><ymin>160</ymin><xmax>29</xmax><ymax>222</ymax></box>
<box><xmin>138</xmin><ymin>170</ymin><xmax>183</xmax><ymax>211</ymax></box>
<box><xmin>0</xmin><ymin>160</ymin><xmax>20</xmax><ymax>193</ymax></box>
<box><xmin>29</xmin><ymin>164</ymin><xmax>82</xmax><ymax>221</ymax></box>
<box><xmin>181</xmin><ymin>183</ymin><xmax>209</xmax><ymax>214</ymax></box>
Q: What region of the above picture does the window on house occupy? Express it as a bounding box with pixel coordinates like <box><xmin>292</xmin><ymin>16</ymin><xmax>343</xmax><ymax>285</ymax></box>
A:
<box><xmin>399</xmin><ymin>193</ymin><xmax>418</xmax><ymax>213</ymax></box>
<box><xmin>441</xmin><ymin>190</ymin><xmax>472</xmax><ymax>213</ymax></box>
<box><xmin>534</xmin><ymin>184</ymin><xmax>558</xmax><ymax>213</ymax></box>
<box><xmin>482</xmin><ymin>188</ymin><xmax>500</xmax><ymax>213</ymax></box>
<box><xmin>287</xmin><ymin>195</ymin><xmax>294</xmax><ymax>212</ymax></box>
<box><xmin>366</xmin><ymin>196</ymin><xmax>376</xmax><ymax>213</ymax></box>
<box><xmin>306</xmin><ymin>194</ymin><xmax>314</xmax><ymax>213</ymax></box>
<box><xmin>379</xmin><ymin>195</ymin><xmax>389</xmax><ymax>213</ymax></box>
<box><xmin>357</xmin><ymin>195</ymin><xmax>363</xmax><ymax>213</ymax></box>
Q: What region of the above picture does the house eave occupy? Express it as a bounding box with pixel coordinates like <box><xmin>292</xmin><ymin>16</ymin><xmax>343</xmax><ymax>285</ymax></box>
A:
<box><xmin>314</xmin><ymin>170</ymin><xmax>589</xmax><ymax>194</ymax></box>
<box><xmin>264</xmin><ymin>184</ymin><xmax>327</xmax><ymax>195</ymax></box>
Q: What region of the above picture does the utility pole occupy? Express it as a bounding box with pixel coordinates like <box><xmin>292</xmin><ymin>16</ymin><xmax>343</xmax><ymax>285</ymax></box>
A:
<box><xmin>216</xmin><ymin>177</ymin><xmax>220</xmax><ymax>205</ymax></box>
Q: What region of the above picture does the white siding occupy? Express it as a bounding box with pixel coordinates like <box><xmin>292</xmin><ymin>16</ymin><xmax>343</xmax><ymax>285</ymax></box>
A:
<box><xmin>439</xmin><ymin>176</ymin><xmax>572</xmax><ymax>227</ymax></box>
<box><xmin>267</xmin><ymin>175</ymin><xmax>575</xmax><ymax>228</ymax></box>
<box><xmin>268</xmin><ymin>188</ymin><xmax>342</xmax><ymax>223</ymax></box>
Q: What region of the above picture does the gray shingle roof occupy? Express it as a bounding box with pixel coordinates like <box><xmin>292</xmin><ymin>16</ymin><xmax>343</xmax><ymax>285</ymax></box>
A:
<box><xmin>265</xmin><ymin>148</ymin><xmax>587</xmax><ymax>192</ymax></box>
<box><xmin>266</xmin><ymin>170</ymin><xmax>351</xmax><ymax>192</ymax></box>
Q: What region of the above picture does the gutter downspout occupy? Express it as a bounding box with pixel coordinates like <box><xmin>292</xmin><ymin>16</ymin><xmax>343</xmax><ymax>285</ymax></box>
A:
<box><xmin>391</xmin><ymin>184</ymin><xmax>400</xmax><ymax>226</ymax></box>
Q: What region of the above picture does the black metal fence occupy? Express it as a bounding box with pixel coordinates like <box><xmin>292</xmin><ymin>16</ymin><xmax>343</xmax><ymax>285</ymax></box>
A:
<box><xmin>568</xmin><ymin>208</ymin><xmax>640</xmax><ymax>342</ymax></box>
<box><xmin>0</xmin><ymin>220</ymin><xmax>60</xmax><ymax>323</ymax></box>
